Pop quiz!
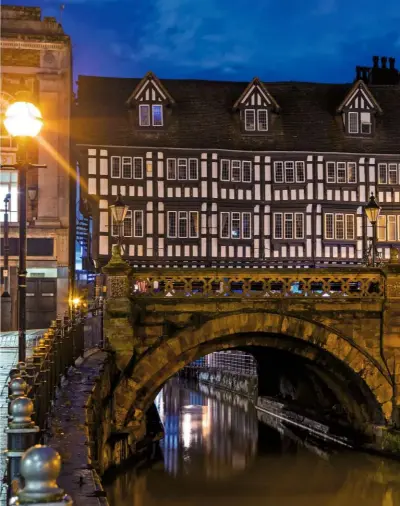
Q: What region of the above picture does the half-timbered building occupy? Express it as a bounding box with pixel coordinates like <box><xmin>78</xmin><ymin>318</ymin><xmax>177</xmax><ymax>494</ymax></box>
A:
<box><xmin>75</xmin><ymin>56</ymin><xmax>400</xmax><ymax>268</ymax></box>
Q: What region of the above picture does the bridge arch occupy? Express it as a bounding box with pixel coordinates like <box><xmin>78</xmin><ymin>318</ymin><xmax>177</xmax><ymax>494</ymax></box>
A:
<box><xmin>112</xmin><ymin>311</ymin><xmax>393</xmax><ymax>433</ymax></box>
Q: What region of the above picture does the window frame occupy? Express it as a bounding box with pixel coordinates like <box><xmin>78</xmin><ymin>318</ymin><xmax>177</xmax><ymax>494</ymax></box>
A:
<box><xmin>345</xmin><ymin>214</ymin><xmax>355</xmax><ymax>240</ymax></box>
<box><xmin>220</xmin><ymin>160</ymin><xmax>230</xmax><ymax>182</ymax></box>
<box><xmin>139</xmin><ymin>104</ymin><xmax>150</xmax><ymax>127</ymax></box>
<box><xmin>285</xmin><ymin>162</ymin><xmax>295</xmax><ymax>184</ymax></box>
<box><xmin>152</xmin><ymin>104</ymin><xmax>163</xmax><ymax>127</ymax></box>
<box><xmin>294</xmin><ymin>213</ymin><xmax>304</xmax><ymax>239</ymax></box>
<box><xmin>177</xmin><ymin>159</ymin><xmax>188</xmax><ymax>180</ymax></box>
<box><xmin>123</xmin><ymin>210</ymin><xmax>133</xmax><ymax>238</ymax></box>
<box><xmin>242</xmin><ymin>212</ymin><xmax>252</xmax><ymax>239</ymax></box>
<box><xmin>231</xmin><ymin>212</ymin><xmax>241</xmax><ymax>239</ymax></box>
<box><xmin>257</xmin><ymin>109</ymin><xmax>268</xmax><ymax>131</ymax></box>
<box><xmin>0</xmin><ymin>170</ymin><xmax>18</xmax><ymax>223</ymax></box>
<box><xmin>284</xmin><ymin>213</ymin><xmax>294</xmax><ymax>239</ymax></box>
<box><xmin>273</xmin><ymin>213</ymin><xmax>283</xmax><ymax>239</ymax></box>
<box><xmin>133</xmin><ymin>210</ymin><xmax>144</xmax><ymax>238</ymax></box>
<box><xmin>231</xmin><ymin>160</ymin><xmax>241</xmax><ymax>182</ymax></box>
<box><xmin>122</xmin><ymin>157</ymin><xmax>132</xmax><ymax>179</ymax></box>
<box><xmin>189</xmin><ymin>211</ymin><xmax>199</xmax><ymax>238</ymax></box>
<box><xmin>389</xmin><ymin>163</ymin><xmax>398</xmax><ymax>185</ymax></box>
<box><xmin>242</xmin><ymin>161</ymin><xmax>252</xmax><ymax>183</ymax></box>
<box><xmin>274</xmin><ymin>162</ymin><xmax>284</xmax><ymax>183</ymax></box>
<box><xmin>133</xmin><ymin>157</ymin><xmax>143</xmax><ymax>179</ymax></box>
<box><xmin>188</xmin><ymin>159</ymin><xmax>198</xmax><ymax>180</ymax></box>
<box><xmin>326</xmin><ymin>162</ymin><xmax>336</xmax><ymax>183</ymax></box>
<box><xmin>295</xmin><ymin>162</ymin><xmax>305</xmax><ymax>183</ymax></box>
<box><xmin>347</xmin><ymin>162</ymin><xmax>357</xmax><ymax>183</ymax></box>
<box><xmin>178</xmin><ymin>211</ymin><xmax>188</xmax><ymax>238</ymax></box>
<box><xmin>325</xmin><ymin>213</ymin><xmax>334</xmax><ymax>240</ymax></box>
<box><xmin>337</xmin><ymin>162</ymin><xmax>347</xmax><ymax>184</ymax></box>
<box><xmin>167</xmin><ymin>158</ymin><xmax>177</xmax><ymax>180</ymax></box>
<box><xmin>244</xmin><ymin>109</ymin><xmax>256</xmax><ymax>131</ymax></box>
<box><xmin>378</xmin><ymin>163</ymin><xmax>387</xmax><ymax>185</ymax></box>
<box><xmin>220</xmin><ymin>212</ymin><xmax>230</xmax><ymax>238</ymax></box>
<box><xmin>111</xmin><ymin>156</ymin><xmax>121</xmax><ymax>179</ymax></box>
<box><xmin>348</xmin><ymin>111</ymin><xmax>359</xmax><ymax>134</ymax></box>
<box><xmin>167</xmin><ymin>211</ymin><xmax>177</xmax><ymax>238</ymax></box>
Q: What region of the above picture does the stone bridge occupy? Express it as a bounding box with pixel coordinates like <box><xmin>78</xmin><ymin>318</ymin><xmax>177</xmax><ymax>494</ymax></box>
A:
<box><xmin>87</xmin><ymin>247</ymin><xmax>400</xmax><ymax>473</ymax></box>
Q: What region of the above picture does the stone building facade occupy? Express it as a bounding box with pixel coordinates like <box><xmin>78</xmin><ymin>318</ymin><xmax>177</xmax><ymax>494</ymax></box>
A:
<box><xmin>0</xmin><ymin>5</ymin><xmax>73</xmax><ymax>329</ymax></box>
<box><xmin>75</xmin><ymin>57</ymin><xmax>400</xmax><ymax>269</ymax></box>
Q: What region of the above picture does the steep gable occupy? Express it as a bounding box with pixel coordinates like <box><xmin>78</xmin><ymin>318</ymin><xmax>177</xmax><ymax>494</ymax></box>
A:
<box><xmin>126</xmin><ymin>71</ymin><xmax>175</xmax><ymax>106</ymax></box>
<box><xmin>337</xmin><ymin>80</ymin><xmax>382</xmax><ymax>114</ymax></box>
<box><xmin>233</xmin><ymin>77</ymin><xmax>280</xmax><ymax>111</ymax></box>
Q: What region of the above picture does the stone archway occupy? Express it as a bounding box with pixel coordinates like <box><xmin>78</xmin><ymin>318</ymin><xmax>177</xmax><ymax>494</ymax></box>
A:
<box><xmin>112</xmin><ymin>312</ymin><xmax>393</xmax><ymax>432</ymax></box>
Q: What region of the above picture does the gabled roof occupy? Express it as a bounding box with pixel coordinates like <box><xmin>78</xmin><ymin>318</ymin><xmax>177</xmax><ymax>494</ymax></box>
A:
<box><xmin>126</xmin><ymin>71</ymin><xmax>175</xmax><ymax>106</ymax></box>
<box><xmin>233</xmin><ymin>77</ymin><xmax>280</xmax><ymax>111</ymax></box>
<box><xmin>336</xmin><ymin>79</ymin><xmax>383</xmax><ymax>114</ymax></box>
<box><xmin>74</xmin><ymin>75</ymin><xmax>400</xmax><ymax>154</ymax></box>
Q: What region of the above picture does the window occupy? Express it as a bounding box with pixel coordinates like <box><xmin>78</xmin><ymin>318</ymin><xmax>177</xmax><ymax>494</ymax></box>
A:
<box><xmin>243</xmin><ymin>161</ymin><xmax>252</xmax><ymax>182</ymax></box>
<box><xmin>257</xmin><ymin>110</ymin><xmax>268</xmax><ymax>131</ymax></box>
<box><xmin>221</xmin><ymin>212</ymin><xmax>230</xmax><ymax>238</ymax></box>
<box><xmin>325</xmin><ymin>213</ymin><xmax>355</xmax><ymax>240</ymax></box>
<box><xmin>133</xmin><ymin>158</ymin><xmax>143</xmax><ymax>179</ymax></box>
<box><xmin>220</xmin><ymin>212</ymin><xmax>252</xmax><ymax>239</ymax></box>
<box><xmin>337</xmin><ymin>162</ymin><xmax>347</xmax><ymax>183</ymax></box>
<box><xmin>178</xmin><ymin>159</ymin><xmax>187</xmax><ymax>180</ymax></box>
<box><xmin>360</xmin><ymin>112</ymin><xmax>371</xmax><ymax>134</ymax></box>
<box><xmin>242</xmin><ymin>212</ymin><xmax>251</xmax><ymax>239</ymax></box>
<box><xmin>389</xmin><ymin>164</ymin><xmax>398</xmax><ymax>185</ymax></box>
<box><xmin>274</xmin><ymin>213</ymin><xmax>283</xmax><ymax>239</ymax></box>
<box><xmin>0</xmin><ymin>170</ymin><xmax>18</xmax><ymax>222</ymax></box>
<box><xmin>221</xmin><ymin>160</ymin><xmax>230</xmax><ymax>181</ymax></box>
<box><xmin>123</xmin><ymin>210</ymin><xmax>132</xmax><ymax>237</ymax></box>
<box><xmin>377</xmin><ymin>214</ymin><xmax>400</xmax><ymax>242</ymax></box>
<box><xmin>111</xmin><ymin>214</ymin><xmax>120</xmax><ymax>237</ymax></box>
<box><xmin>152</xmin><ymin>105</ymin><xmax>163</xmax><ymax>126</ymax></box>
<box><xmin>168</xmin><ymin>212</ymin><xmax>177</xmax><ymax>238</ymax></box>
<box><xmin>348</xmin><ymin>162</ymin><xmax>357</xmax><ymax>183</ymax></box>
<box><xmin>167</xmin><ymin>159</ymin><xmax>176</xmax><ymax>180</ymax></box>
<box><xmin>327</xmin><ymin>162</ymin><xmax>335</xmax><ymax>183</ymax></box>
<box><xmin>274</xmin><ymin>162</ymin><xmax>284</xmax><ymax>183</ymax></box>
<box><xmin>296</xmin><ymin>162</ymin><xmax>305</xmax><ymax>183</ymax></box>
<box><xmin>231</xmin><ymin>161</ymin><xmax>241</xmax><ymax>182</ymax></box>
<box><xmin>273</xmin><ymin>213</ymin><xmax>304</xmax><ymax>239</ymax></box>
<box><xmin>189</xmin><ymin>159</ymin><xmax>198</xmax><ymax>180</ymax></box>
<box><xmin>285</xmin><ymin>162</ymin><xmax>295</xmax><ymax>183</ymax></box>
<box><xmin>378</xmin><ymin>164</ymin><xmax>387</xmax><ymax>184</ymax></box>
<box><xmin>348</xmin><ymin>112</ymin><xmax>359</xmax><ymax>134</ymax></box>
<box><xmin>122</xmin><ymin>157</ymin><xmax>132</xmax><ymax>179</ymax></box>
<box><xmin>139</xmin><ymin>105</ymin><xmax>150</xmax><ymax>126</ymax></box>
<box><xmin>231</xmin><ymin>212</ymin><xmax>240</xmax><ymax>238</ymax></box>
<box><xmin>325</xmin><ymin>214</ymin><xmax>334</xmax><ymax>239</ymax></box>
<box><xmin>134</xmin><ymin>210</ymin><xmax>143</xmax><ymax>237</ymax></box>
<box><xmin>111</xmin><ymin>156</ymin><xmax>121</xmax><ymax>178</ymax></box>
<box><xmin>388</xmin><ymin>215</ymin><xmax>396</xmax><ymax>241</ymax></box>
<box><xmin>189</xmin><ymin>211</ymin><xmax>199</xmax><ymax>238</ymax></box>
<box><xmin>244</xmin><ymin>110</ymin><xmax>255</xmax><ymax>131</ymax></box>
<box><xmin>178</xmin><ymin>211</ymin><xmax>188</xmax><ymax>237</ymax></box>
<box><xmin>168</xmin><ymin>211</ymin><xmax>199</xmax><ymax>238</ymax></box>
<box><xmin>377</xmin><ymin>215</ymin><xmax>386</xmax><ymax>241</ymax></box>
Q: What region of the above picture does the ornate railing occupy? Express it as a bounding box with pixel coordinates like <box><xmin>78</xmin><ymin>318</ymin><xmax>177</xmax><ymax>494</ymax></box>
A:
<box><xmin>131</xmin><ymin>269</ymin><xmax>385</xmax><ymax>299</ymax></box>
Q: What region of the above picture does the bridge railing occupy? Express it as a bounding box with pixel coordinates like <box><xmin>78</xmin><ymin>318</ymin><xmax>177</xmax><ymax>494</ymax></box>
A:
<box><xmin>131</xmin><ymin>269</ymin><xmax>385</xmax><ymax>299</ymax></box>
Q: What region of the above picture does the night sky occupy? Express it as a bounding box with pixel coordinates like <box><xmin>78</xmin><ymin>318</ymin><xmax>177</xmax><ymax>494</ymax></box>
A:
<box><xmin>9</xmin><ymin>0</ymin><xmax>400</xmax><ymax>83</ymax></box>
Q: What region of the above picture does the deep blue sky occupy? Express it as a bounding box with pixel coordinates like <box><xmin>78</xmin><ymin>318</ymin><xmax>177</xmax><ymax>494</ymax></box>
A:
<box><xmin>10</xmin><ymin>0</ymin><xmax>400</xmax><ymax>83</ymax></box>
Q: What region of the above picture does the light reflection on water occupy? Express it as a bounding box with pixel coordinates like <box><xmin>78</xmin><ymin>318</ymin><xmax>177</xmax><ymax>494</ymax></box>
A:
<box><xmin>105</xmin><ymin>378</ymin><xmax>400</xmax><ymax>506</ymax></box>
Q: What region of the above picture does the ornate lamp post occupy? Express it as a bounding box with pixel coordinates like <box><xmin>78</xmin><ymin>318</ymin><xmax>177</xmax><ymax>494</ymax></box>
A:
<box><xmin>2</xmin><ymin>193</ymin><xmax>11</xmax><ymax>296</ymax></box>
<box><xmin>109</xmin><ymin>193</ymin><xmax>128</xmax><ymax>254</ymax></box>
<box><xmin>364</xmin><ymin>193</ymin><xmax>381</xmax><ymax>267</ymax></box>
<box><xmin>3</xmin><ymin>96</ymin><xmax>44</xmax><ymax>361</ymax></box>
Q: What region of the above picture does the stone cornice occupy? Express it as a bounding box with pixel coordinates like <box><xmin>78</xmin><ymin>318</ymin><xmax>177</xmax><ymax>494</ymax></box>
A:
<box><xmin>0</xmin><ymin>38</ymin><xmax>67</xmax><ymax>51</ymax></box>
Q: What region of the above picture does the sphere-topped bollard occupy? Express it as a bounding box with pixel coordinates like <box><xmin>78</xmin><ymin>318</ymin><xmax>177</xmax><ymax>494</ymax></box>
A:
<box><xmin>15</xmin><ymin>445</ymin><xmax>72</xmax><ymax>505</ymax></box>
<box><xmin>9</xmin><ymin>377</ymin><xmax>28</xmax><ymax>417</ymax></box>
<box><xmin>6</xmin><ymin>397</ymin><xmax>40</xmax><ymax>500</ymax></box>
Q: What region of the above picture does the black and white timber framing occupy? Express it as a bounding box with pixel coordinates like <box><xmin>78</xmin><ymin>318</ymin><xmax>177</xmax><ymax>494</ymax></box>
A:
<box><xmin>75</xmin><ymin>57</ymin><xmax>400</xmax><ymax>268</ymax></box>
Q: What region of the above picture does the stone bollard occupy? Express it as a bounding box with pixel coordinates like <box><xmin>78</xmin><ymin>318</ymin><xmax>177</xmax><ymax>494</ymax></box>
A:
<box><xmin>12</xmin><ymin>445</ymin><xmax>72</xmax><ymax>505</ymax></box>
<box><xmin>8</xmin><ymin>377</ymin><xmax>28</xmax><ymax>418</ymax></box>
<box><xmin>6</xmin><ymin>395</ymin><xmax>40</xmax><ymax>499</ymax></box>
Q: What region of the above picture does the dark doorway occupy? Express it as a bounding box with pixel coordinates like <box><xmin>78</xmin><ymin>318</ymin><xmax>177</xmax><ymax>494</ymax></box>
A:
<box><xmin>26</xmin><ymin>278</ymin><xmax>57</xmax><ymax>329</ymax></box>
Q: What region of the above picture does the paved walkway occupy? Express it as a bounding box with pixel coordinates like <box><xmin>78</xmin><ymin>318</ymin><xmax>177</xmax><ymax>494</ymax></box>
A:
<box><xmin>0</xmin><ymin>330</ymin><xmax>44</xmax><ymax>504</ymax></box>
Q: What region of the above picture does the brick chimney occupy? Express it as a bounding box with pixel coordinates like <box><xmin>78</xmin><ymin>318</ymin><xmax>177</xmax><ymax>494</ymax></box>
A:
<box><xmin>368</xmin><ymin>56</ymin><xmax>399</xmax><ymax>85</ymax></box>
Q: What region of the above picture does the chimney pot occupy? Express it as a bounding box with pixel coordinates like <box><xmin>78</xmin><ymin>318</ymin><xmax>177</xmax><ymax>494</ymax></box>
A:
<box><xmin>356</xmin><ymin>66</ymin><xmax>361</xmax><ymax>80</ymax></box>
<box><xmin>373</xmin><ymin>56</ymin><xmax>379</xmax><ymax>68</ymax></box>
<box><xmin>381</xmin><ymin>56</ymin><xmax>387</xmax><ymax>69</ymax></box>
<box><xmin>389</xmin><ymin>57</ymin><xmax>395</xmax><ymax>70</ymax></box>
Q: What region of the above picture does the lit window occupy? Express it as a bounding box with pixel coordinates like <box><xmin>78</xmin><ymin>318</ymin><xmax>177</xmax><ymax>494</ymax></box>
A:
<box><xmin>178</xmin><ymin>159</ymin><xmax>187</xmax><ymax>180</ymax></box>
<box><xmin>0</xmin><ymin>170</ymin><xmax>18</xmax><ymax>222</ymax></box>
<box><xmin>133</xmin><ymin>158</ymin><xmax>143</xmax><ymax>179</ymax></box>
<box><xmin>295</xmin><ymin>162</ymin><xmax>305</xmax><ymax>183</ymax></box>
<box><xmin>345</xmin><ymin>214</ymin><xmax>355</xmax><ymax>240</ymax></box>
<box><xmin>111</xmin><ymin>156</ymin><xmax>121</xmax><ymax>178</ymax></box>
<box><xmin>221</xmin><ymin>160</ymin><xmax>230</xmax><ymax>181</ymax></box>
<box><xmin>377</xmin><ymin>215</ymin><xmax>386</xmax><ymax>241</ymax></box>
<box><xmin>134</xmin><ymin>210</ymin><xmax>143</xmax><ymax>237</ymax></box>
<box><xmin>242</xmin><ymin>161</ymin><xmax>252</xmax><ymax>182</ymax></box>
<box><xmin>257</xmin><ymin>110</ymin><xmax>268</xmax><ymax>131</ymax></box>
<box><xmin>274</xmin><ymin>213</ymin><xmax>283</xmax><ymax>239</ymax></box>
<box><xmin>388</xmin><ymin>215</ymin><xmax>397</xmax><ymax>241</ymax></box>
<box><xmin>337</xmin><ymin>162</ymin><xmax>346</xmax><ymax>183</ymax></box>
<box><xmin>244</xmin><ymin>110</ymin><xmax>255</xmax><ymax>131</ymax></box>
<box><xmin>348</xmin><ymin>162</ymin><xmax>357</xmax><ymax>183</ymax></box>
<box><xmin>327</xmin><ymin>162</ymin><xmax>335</xmax><ymax>183</ymax></box>
<box><xmin>152</xmin><ymin>105</ymin><xmax>163</xmax><ymax>126</ymax></box>
<box><xmin>231</xmin><ymin>161</ymin><xmax>241</xmax><ymax>182</ymax></box>
<box><xmin>348</xmin><ymin>112</ymin><xmax>359</xmax><ymax>134</ymax></box>
<box><xmin>274</xmin><ymin>162</ymin><xmax>284</xmax><ymax>183</ymax></box>
<box><xmin>378</xmin><ymin>164</ymin><xmax>387</xmax><ymax>184</ymax></box>
<box><xmin>188</xmin><ymin>159</ymin><xmax>198</xmax><ymax>180</ymax></box>
<box><xmin>389</xmin><ymin>164</ymin><xmax>398</xmax><ymax>185</ymax></box>
<box><xmin>167</xmin><ymin>159</ymin><xmax>176</xmax><ymax>180</ymax></box>
<box><xmin>139</xmin><ymin>105</ymin><xmax>150</xmax><ymax>126</ymax></box>
<box><xmin>189</xmin><ymin>211</ymin><xmax>199</xmax><ymax>238</ymax></box>
<box><xmin>221</xmin><ymin>212</ymin><xmax>230</xmax><ymax>238</ymax></box>
<box><xmin>285</xmin><ymin>162</ymin><xmax>295</xmax><ymax>183</ymax></box>
<box><xmin>122</xmin><ymin>157</ymin><xmax>132</xmax><ymax>179</ymax></box>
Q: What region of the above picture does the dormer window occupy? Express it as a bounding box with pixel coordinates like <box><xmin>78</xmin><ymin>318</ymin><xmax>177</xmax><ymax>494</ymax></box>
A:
<box><xmin>244</xmin><ymin>109</ymin><xmax>268</xmax><ymax>132</ymax></box>
<box><xmin>139</xmin><ymin>104</ymin><xmax>163</xmax><ymax>127</ymax></box>
<box><xmin>348</xmin><ymin>111</ymin><xmax>372</xmax><ymax>135</ymax></box>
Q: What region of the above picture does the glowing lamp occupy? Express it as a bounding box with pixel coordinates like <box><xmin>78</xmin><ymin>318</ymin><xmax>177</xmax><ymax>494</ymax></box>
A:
<box><xmin>109</xmin><ymin>193</ymin><xmax>128</xmax><ymax>225</ymax></box>
<box><xmin>72</xmin><ymin>297</ymin><xmax>81</xmax><ymax>307</ymax></box>
<box><xmin>4</xmin><ymin>101</ymin><xmax>43</xmax><ymax>138</ymax></box>
<box><xmin>365</xmin><ymin>193</ymin><xmax>381</xmax><ymax>225</ymax></box>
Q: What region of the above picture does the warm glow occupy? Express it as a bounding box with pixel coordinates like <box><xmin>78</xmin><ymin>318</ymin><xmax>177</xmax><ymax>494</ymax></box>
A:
<box><xmin>4</xmin><ymin>101</ymin><xmax>43</xmax><ymax>137</ymax></box>
<box><xmin>72</xmin><ymin>297</ymin><xmax>81</xmax><ymax>307</ymax></box>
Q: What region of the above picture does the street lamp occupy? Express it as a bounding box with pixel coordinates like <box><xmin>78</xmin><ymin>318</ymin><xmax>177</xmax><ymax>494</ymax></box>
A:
<box><xmin>3</xmin><ymin>95</ymin><xmax>44</xmax><ymax>362</ymax></box>
<box><xmin>109</xmin><ymin>193</ymin><xmax>128</xmax><ymax>253</ymax></box>
<box><xmin>2</xmin><ymin>193</ymin><xmax>11</xmax><ymax>297</ymax></box>
<box><xmin>364</xmin><ymin>193</ymin><xmax>381</xmax><ymax>267</ymax></box>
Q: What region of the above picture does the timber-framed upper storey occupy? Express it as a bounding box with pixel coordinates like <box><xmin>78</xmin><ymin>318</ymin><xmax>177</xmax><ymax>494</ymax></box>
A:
<box><xmin>75</xmin><ymin>56</ymin><xmax>400</xmax><ymax>269</ymax></box>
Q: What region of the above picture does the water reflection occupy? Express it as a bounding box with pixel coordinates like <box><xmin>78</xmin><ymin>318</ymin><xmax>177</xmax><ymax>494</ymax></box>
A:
<box><xmin>106</xmin><ymin>378</ymin><xmax>400</xmax><ymax>506</ymax></box>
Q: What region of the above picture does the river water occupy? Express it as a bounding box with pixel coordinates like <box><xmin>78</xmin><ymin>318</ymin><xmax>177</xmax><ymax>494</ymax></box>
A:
<box><xmin>105</xmin><ymin>378</ymin><xmax>400</xmax><ymax>506</ymax></box>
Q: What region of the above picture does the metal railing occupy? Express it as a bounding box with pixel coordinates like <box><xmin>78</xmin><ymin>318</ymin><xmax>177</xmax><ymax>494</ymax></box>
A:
<box><xmin>131</xmin><ymin>269</ymin><xmax>385</xmax><ymax>299</ymax></box>
<box><xmin>184</xmin><ymin>351</ymin><xmax>258</xmax><ymax>377</ymax></box>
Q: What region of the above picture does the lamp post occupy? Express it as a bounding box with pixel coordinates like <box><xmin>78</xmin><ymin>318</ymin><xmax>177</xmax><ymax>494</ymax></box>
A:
<box><xmin>3</xmin><ymin>97</ymin><xmax>44</xmax><ymax>362</ymax></box>
<box><xmin>364</xmin><ymin>193</ymin><xmax>381</xmax><ymax>267</ymax></box>
<box><xmin>109</xmin><ymin>193</ymin><xmax>128</xmax><ymax>254</ymax></box>
<box><xmin>2</xmin><ymin>193</ymin><xmax>11</xmax><ymax>296</ymax></box>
